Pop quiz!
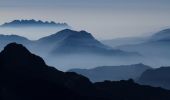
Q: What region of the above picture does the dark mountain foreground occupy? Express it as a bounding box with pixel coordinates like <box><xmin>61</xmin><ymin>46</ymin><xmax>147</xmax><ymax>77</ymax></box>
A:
<box><xmin>0</xmin><ymin>43</ymin><xmax>170</xmax><ymax>100</ymax></box>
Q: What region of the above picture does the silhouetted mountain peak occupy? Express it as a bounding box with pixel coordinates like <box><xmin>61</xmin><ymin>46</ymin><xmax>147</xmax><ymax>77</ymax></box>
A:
<box><xmin>38</xmin><ymin>29</ymin><xmax>97</xmax><ymax>44</ymax></box>
<box><xmin>0</xmin><ymin>43</ymin><xmax>170</xmax><ymax>100</ymax></box>
<box><xmin>54</xmin><ymin>29</ymin><xmax>94</xmax><ymax>40</ymax></box>
<box><xmin>48</xmin><ymin>29</ymin><xmax>115</xmax><ymax>54</ymax></box>
<box><xmin>36</xmin><ymin>29</ymin><xmax>140</xmax><ymax>57</ymax></box>
<box><xmin>0</xmin><ymin>43</ymin><xmax>46</xmax><ymax>67</ymax></box>
<box><xmin>3</xmin><ymin>42</ymin><xmax>30</xmax><ymax>54</ymax></box>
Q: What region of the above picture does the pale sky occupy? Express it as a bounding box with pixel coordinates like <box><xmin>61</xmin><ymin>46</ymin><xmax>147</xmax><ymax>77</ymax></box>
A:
<box><xmin>0</xmin><ymin>0</ymin><xmax>170</xmax><ymax>40</ymax></box>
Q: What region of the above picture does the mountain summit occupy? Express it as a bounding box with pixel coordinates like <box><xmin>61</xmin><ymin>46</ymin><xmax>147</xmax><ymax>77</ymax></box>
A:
<box><xmin>37</xmin><ymin>29</ymin><xmax>139</xmax><ymax>56</ymax></box>
<box><xmin>0</xmin><ymin>43</ymin><xmax>46</xmax><ymax>68</ymax></box>
<box><xmin>38</xmin><ymin>29</ymin><xmax>97</xmax><ymax>44</ymax></box>
<box><xmin>0</xmin><ymin>29</ymin><xmax>141</xmax><ymax>70</ymax></box>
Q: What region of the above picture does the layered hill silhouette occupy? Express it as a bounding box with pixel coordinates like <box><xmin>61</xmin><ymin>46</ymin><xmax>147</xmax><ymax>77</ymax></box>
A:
<box><xmin>1</xmin><ymin>19</ymin><xmax>70</xmax><ymax>28</ymax></box>
<box><xmin>0</xmin><ymin>28</ymin><xmax>169</xmax><ymax>69</ymax></box>
<box><xmin>0</xmin><ymin>34</ymin><xmax>30</xmax><ymax>51</ymax></box>
<box><xmin>0</xmin><ymin>29</ymin><xmax>141</xmax><ymax>70</ymax></box>
<box><xmin>68</xmin><ymin>63</ymin><xmax>151</xmax><ymax>82</ymax></box>
<box><xmin>115</xmin><ymin>28</ymin><xmax>170</xmax><ymax>66</ymax></box>
<box><xmin>0</xmin><ymin>29</ymin><xmax>139</xmax><ymax>56</ymax></box>
<box><xmin>103</xmin><ymin>29</ymin><xmax>170</xmax><ymax>48</ymax></box>
<box><xmin>102</xmin><ymin>37</ymin><xmax>148</xmax><ymax>48</ymax></box>
<box><xmin>36</xmin><ymin>29</ymin><xmax>138</xmax><ymax>56</ymax></box>
<box><xmin>1</xmin><ymin>43</ymin><xmax>170</xmax><ymax>100</ymax></box>
<box><xmin>138</xmin><ymin>66</ymin><xmax>170</xmax><ymax>90</ymax></box>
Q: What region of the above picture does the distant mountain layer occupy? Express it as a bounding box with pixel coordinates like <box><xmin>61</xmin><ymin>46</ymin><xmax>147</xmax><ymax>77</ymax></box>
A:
<box><xmin>0</xmin><ymin>29</ymin><xmax>139</xmax><ymax>57</ymax></box>
<box><xmin>138</xmin><ymin>66</ymin><xmax>170</xmax><ymax>90</ymax></box>
<box><xmin>1</xmin><ymin>43</ymin><xmax>170</xmax><ymax>100</ymax></box>
<box><xmin>68</xmin><ymin>63</ymin><xmax>151</xmax><ymax>82</ymax></box>
<box><xmin>115</xmin><ymin>28</ymin><xmax>170</xmax><ymax>67</ymax></box>
<box><xmin>36</xmin><ymin>29</ymin><xmax>139</xmax><ymax>56</ymax></box>
<box><xmin>1</xmin><ymin>28</ymin><xmax>170</xmax><ymax>69</ymax></box>
<box><xmin>1</xmin><ymin>19</ymin><xmax>70</xmax><ymax>28</ymax></box>
<box><xmin>102</xmin><ymin>37</ymin><xmax>148</xmax><ymax>48</ymax></box>
<box><xmin>0</xmin><ymin>34</ymin><xmax>31</xmax><ymax>51</ymax></box>
<box><xmin>151</xmin><ymin>29</ymin><xmax>170</xmax><ymax>41</ymax></box>
<box><xmin>102</xmin><ymin>29</ymin><xmax>170</xmax><ymax>48</ymax></box>
<box><xmin>0</xmin><ymin>29</ymin><xmax>141</xmax><ymax>70</ymax></box>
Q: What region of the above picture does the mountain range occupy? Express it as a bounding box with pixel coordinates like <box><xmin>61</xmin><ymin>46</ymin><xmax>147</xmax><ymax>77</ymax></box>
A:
<box><xmin>68</xmin><ymin>63</ymin><xmax>151</xmax><ymax>82</ymax></box>
<box><xmin>1</xmin><ymin>43</ymin><xmax>170</xmax><ymax>100</ymax></box>
<box><xmin>36</xmin><ymin>29</ymin><xmax>138</xmax><ymax>56</ymax></box>
<box><xmin>0</xmin><ymin>34</ymin><xmax>30</xmax><ymax>51</ymax></box>
<box><xmin>102</xmin><ymin>37</ymin><xmax>149</xmax><ymax>48</ymax></box>
<box><xmin>0</xmin><ymin>29</ymin><xmax>140</xmax><ymax>70</ymax></box>
<box><xmin>113</xmin><ymin>29</ymin><xmax>170</xmax><ymax>67</ymax></box>
<box><xmin>1</xmin><ymin>28</ymin><xmax>170</xmax><ymax>70</ymax></box>
<box><xmin>0</xmin><ymin>19</ymin><xmax>70</xmax><ymax>28</ymax></box>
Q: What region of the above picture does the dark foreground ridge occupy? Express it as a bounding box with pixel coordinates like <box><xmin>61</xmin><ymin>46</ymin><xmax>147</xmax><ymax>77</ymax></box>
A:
<box><xmin>0</xmin><ymin>43</ymin><xmax>170</xmax><ymax>100</ymax></box>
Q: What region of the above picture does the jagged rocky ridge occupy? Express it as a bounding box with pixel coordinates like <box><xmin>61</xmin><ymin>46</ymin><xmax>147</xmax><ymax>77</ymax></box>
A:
<box><xmin>1</xmin><ymin>19</ymin><xmax>69</xmax><ymax>28</ymax></box>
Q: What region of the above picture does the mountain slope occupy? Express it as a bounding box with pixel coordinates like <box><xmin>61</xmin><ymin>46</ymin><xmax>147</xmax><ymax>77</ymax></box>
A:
<box><xmin>102</xmin><ymin>37</ymin><xmax>148</xmax><ymax>48</ymax></box>
<box><xmin>0</xmin><ymin>29</ymin><xmax>141</xmax><ymax>70</ymax></box>
<box><xmin>0</xmin><ymin>43</ymin><xmax>170</xmax><ymax>100</ymax></box>
<box><xmin>34</xmin><ymin>29</ymin><xmax>141</xmax><ymax>70</ymax></box>
<box><xmin>116</xmin><ymin>29</ymin><xmax>170</xmax><ymax>67</ymax></box>
<box><xmin>151</xmin><ymin>29</ymin><xmax>170</xmax><ymax>41</ymax></box>
<box><xmin>138</xmin><ymin>66</ymin><xmax>170</xmax><ymax>90</ymax></box>
<box><xmin>36</xmin><ymin>29</ymin><xmax>140</xmax><ymax>56</ymax></box>
<box><xmin>0</xmin><ymin>43</ymin><xmax>96</xmax><ymax>100</ymax></box>
<box><xmin>0</xmin><ymin>34</ymin><xmax>31</xmax><ymax>51</ymax></box>
<box><xmin>68</xmin><ymin>63</ymin><xmax>151</xmax><ymax>82</ymax></box>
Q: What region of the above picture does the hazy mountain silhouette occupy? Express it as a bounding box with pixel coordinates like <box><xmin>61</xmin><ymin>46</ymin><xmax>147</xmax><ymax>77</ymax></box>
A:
<box><xmin>1</xmin><ymin>43</ymin><xmax>170</xmax><ymax>100</ymax></box>
<box><xmin>36</xmin><ymin>29</ymin><xmax>139</xmax><ymax>56</ymax></box>
<box><xmin>138</xmin><ymin>66</ymin><xmax>170</xmax><ymax>90</ymax></box>
<box><xmin>33</xmin><ymin>29</ymin><xmax>141</xmax><ymax>70</ymax></box>
<box><xmin>116</xmin><ymin>29</ymin><xmax>170</xmax><ymax>67</ymax></box>
<box><xmin>0</xmin><ymin>29</ymin><xmax>141</xmax><ymax>70</ymax></box>
<box><xmin>151</xmin><ymin>29</ymin><xmax>170</xmax><ymax>41</ymax></box>
<box><xmin>102</xmin><ymin>37</ymin><xmax>148</xmax><ymax>48</ymax></box>
<box><xmin>0</xmin><ymin>34</ymin><xmax>31</xmax><ymax>51</ymax></box>
<box><xmin>68</xmin><ymin>63</ymin><xmax>151</xmax><ymax>82</ymax></box>
<box><xmin>1</xmin><ymin>19</ymin><xmax>70</xmax><ymax>28</ymax></box>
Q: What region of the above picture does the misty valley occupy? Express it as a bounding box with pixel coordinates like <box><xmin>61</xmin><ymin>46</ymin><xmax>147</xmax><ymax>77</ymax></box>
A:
<box><xmin>1</xmin><ymin>19</ymin><xmax>170</xmax><ymax>100</ymax></box>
